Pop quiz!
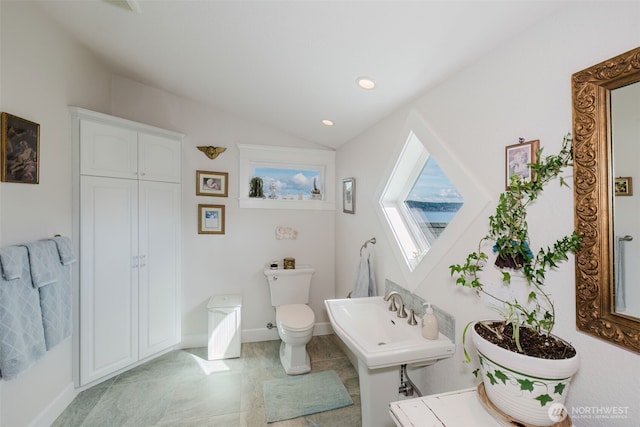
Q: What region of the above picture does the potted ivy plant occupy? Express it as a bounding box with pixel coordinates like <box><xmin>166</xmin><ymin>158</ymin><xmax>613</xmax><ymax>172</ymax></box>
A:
<box><xmin>249</xmin><ymin>176</ymin><xmax>264</xmax><ymax>198</ymax></box>
<box><xmin>449</xmin><ymin>134</ymin><xmax>582</xmax><ymax>426</ymax></box>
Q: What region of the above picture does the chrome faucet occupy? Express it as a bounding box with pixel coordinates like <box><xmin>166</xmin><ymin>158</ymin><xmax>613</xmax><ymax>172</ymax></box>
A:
<box><xmin>383</xmin><ymin>291</ymin><xmax>401</xmax><ymax>310</ymax></box>
<box><xmin>383</xmin><ymin>291</ymin><xmax>408</xmax><ymax>318</ymax></box>
<box><xmin>407</xmin><ymin>309</ymin><xmax>418</xmax><ymax>325</ymax></box>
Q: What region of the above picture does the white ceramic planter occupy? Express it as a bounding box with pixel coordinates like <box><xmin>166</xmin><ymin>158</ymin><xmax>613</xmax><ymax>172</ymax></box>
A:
<box><xmin>471</xmin><ymin>322</ymin><xmax>579</xmax><ymax>426</ymax></box>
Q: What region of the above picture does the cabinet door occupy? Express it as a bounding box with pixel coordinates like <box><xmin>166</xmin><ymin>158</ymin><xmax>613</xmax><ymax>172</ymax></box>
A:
<box><xmin>138</xmin><ymin>181</ymin><xmax>181</xmax><ymax>358</ymax></box>
<box><xmin>80</xmin><ymin>176</ymin><xmax>138</xmax><ymax>385</ymax></box>
<box><xmin>138</xmin><ymin>133</ymin><xmax>181</xmax><ymax>183</ymax></box>
<box><xmin>80</xmin><ymin>120</ymin><xmax>138</xmax><ymax>179</ymax></box>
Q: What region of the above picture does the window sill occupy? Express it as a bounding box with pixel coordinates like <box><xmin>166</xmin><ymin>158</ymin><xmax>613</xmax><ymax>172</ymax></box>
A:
<box><xmin>238</xmin><ymin>197</ymin><xmax>335</xmax><ymax>210</ymax></box>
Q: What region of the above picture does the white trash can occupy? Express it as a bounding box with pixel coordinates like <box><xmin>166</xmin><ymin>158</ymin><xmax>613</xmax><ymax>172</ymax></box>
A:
<box><xmin>207</xmin><ymin>294</ymin><xmax>242</xmax><ymax>360</ymax></box>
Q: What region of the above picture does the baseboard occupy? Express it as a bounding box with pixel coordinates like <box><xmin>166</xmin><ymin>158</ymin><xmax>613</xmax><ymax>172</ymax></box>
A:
<box><xmin>180</xmin><ymin>333</ymin><xmax>208</xmax><ymax>349</ymax></box>
<box><xmin>29</xmin><ymin>382</ymin><xmax>77</xmax><ymax>427</ymax></box>
<box><xmin>180</xmin><ymin>322</ymin><xmax>334</xmax><ymax>348</ymax></box>
<box><xmin>241</xmin><ymin>327</ymin><xmax>280</xmax><ymax>343</ymax></box>
<box><xmin>313</xmin><ymin>321</ymin><xmax>334</xmax><ymax>336</ymax></box>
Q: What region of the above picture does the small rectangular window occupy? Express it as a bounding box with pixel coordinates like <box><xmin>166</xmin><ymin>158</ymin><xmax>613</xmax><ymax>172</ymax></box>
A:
<box><xmin>252</xmin><ymin>164</ymin><xmax>324</xmax><ymax>201</ymax></box>
<box><xmin>238</xmin><ymin>144</ymin><xmax>335</xmax><ymax>210</ymax></box>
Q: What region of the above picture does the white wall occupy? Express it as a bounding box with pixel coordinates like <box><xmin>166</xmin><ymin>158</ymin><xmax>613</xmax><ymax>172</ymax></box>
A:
<box><xmin>110</xmin><ymin>76</ymin><xmax>336</xmax><ymax>346</ymax></box>
<box><xmin>0</xmin><ymin>2</ymin><xmax>112</xmax><ymax>426</ymax></box>
<box><xmin>3</xmin><ymin>1</ymin><xmax>640</xmax><ymax>426</ymax></box>
<box><xmin>0</xmin><ymin>4</ymin><xmax>336</xmax><ymax>425</ymax></box>
<box><xmin>336</xmin><ymin>2</ymin><xmax>640</xmax><ymax>425</ymax></box>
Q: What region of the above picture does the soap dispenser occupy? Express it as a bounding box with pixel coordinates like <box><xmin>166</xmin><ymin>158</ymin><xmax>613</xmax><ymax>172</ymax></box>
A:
<box><xmin>422</xmin><ymin>303</ymin><xmax>439</xmax><ymax>340</ymax></box>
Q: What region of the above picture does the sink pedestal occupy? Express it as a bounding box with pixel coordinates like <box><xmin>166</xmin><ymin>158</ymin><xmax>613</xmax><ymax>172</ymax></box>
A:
<box><xmin>358</xmin><ymin>360</ymin><xmax>401</xmax><ymax>427</ymax></box>
<box><xmin>324</xmin><ymin>297</ymin><xmax>455</xmax><ymax>427</ymax></box>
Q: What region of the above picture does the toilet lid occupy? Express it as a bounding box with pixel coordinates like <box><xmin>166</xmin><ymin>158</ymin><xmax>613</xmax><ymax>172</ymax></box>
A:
<box><xmin>276</xmin><ymin>304</ymin><xmax>315</xmax><ymax>331</ymax></box>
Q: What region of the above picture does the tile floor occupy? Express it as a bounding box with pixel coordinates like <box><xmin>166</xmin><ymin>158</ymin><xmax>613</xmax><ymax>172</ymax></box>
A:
<box><xmin>52</xmin><ymin>335</ymin><xmax>361</xmax><ymax>427</ymax></box>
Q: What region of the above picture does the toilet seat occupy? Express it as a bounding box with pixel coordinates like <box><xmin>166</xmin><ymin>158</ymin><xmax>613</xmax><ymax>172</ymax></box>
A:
<box><xmin>276</xmin><ymin>304</ymin><xmax>314</xmax><ymax>332</ymax></box>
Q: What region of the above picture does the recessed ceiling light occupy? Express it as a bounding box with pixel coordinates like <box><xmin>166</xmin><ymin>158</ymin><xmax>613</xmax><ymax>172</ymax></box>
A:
<box><xmin>357</xmin><ymin>77</ymin><xmax>376</xmax><ymax>90</ymax></box>
<box><xmin>322</xmin><ymin>119</ymin><xmax>335</xmax><ymax>126</ymax></box>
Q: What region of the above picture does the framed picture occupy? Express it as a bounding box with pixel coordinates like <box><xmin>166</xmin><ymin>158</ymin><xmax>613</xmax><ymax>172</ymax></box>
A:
<box><xmin>196</xmin><ymin>170</ymin><xmax>228</xmax><ymax>197</ymax></box>
<box><xmin>343</xmin><ymin>177</ymin><xmax>355</xmax><ymax>214</ymax></box>
<box><xmin>198</xmin><ymin>204</ymin><xmax>225</xmax><ymax>234</ymax></box>
<box><xmin>1</xmin><ymin>112</ymin><xmax>40</xmax><ymax>184</ymax></box>
<box><xmin>615</xmin><ymin>177</ymin><xmax>632</xmax><ymax>196</ymax></box>
<box><xmin>505</xmin><ymin>139</ymin><xmax>539</xmax><ymax>189</ymax></box>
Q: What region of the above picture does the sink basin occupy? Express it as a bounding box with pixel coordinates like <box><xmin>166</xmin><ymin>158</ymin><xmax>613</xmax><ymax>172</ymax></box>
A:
<box><xmin>325</xmin><ymin>296</ymin><xmax>455</xmax><ymax>369</ymax></box>
<box><xmin>326</xmin><ymin>296</ymin><xmax>456</xmax><ymax>427</ymax></box>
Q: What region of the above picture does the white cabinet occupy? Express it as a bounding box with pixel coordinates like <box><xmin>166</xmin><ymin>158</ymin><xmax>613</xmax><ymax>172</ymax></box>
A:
<box><xmin>80</xmin><ymin>119</ymin><xmax>181</xmax><ymax>182</ymax></box>
<box><xmin>389</xmin><ymin>388</ymin><xmax>505</xmax><ymax>426</ymax></box>
<box><xmin>207</xmin><ymin>295</ymin><xmax>242</xmax><ymax>360</ymax></box>
<box><xmin>79</xmin><ymin>176</ymin><xmax>139</xmax><ymax>382</ymax></box>
<box><xmin>138</xmin><ymin>180</ymin><xmax>181</xmax><ymax>359</ymax></box>
<box><xmin>79</xmin><ymin>120</ymin><xmax>137</xmax><ymax>179</ymax></box>
<box><xmin>72</xmin><ymin>107</ymin><xmax>183</xmax><ymax>386</ymax></box>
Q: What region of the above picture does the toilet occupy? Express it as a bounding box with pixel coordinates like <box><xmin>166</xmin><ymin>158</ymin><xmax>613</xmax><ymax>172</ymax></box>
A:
<box><xmin>264</xmin><ymin>265</ymin><xmax>315</xmax><ymax>375</ymax></box>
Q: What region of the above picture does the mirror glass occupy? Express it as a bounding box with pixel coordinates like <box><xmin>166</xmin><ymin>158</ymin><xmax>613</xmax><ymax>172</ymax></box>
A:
<box><xmin>573</xmin><ymin>46</ymin><xmax>640</xmax><ymax>354</ymax></box>
<box><xmin>611</xmin><ymin>81</ymin><xmax>640</xmax><ymax>319</ymax></box>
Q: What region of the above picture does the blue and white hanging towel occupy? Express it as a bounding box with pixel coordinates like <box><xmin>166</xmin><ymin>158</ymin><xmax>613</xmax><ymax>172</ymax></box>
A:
<box><xmin>351</xmin><ymin>254</ymin><xmax>377</xmax><ymax>298</ymax></box>
<box><xmin>0</xmin><ymin>246</ymin><xmax>46</xmax><ymax>379</ymax></box>
<box><xmin>23</xmin><ymin>240</ymin><xmax>58</xmax><ymax>288</ymax></box>
<box><xmin>40</xmin><ymin>238</ymin><xmax>74</xmax><ymax>349</ymax></box>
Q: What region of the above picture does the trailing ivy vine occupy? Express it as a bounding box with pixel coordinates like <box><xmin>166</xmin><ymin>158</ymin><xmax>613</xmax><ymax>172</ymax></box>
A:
<box><xmin>450</xmin><ymin>133</ymin><xmax>582</xmax><ymax>352</ymax></box>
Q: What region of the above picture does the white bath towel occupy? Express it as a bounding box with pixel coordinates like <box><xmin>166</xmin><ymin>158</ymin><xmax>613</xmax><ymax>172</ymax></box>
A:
<box><xmin>351</xmin><ymin>254</ymin><xmax>377</xmax><ymax>298</ymax></box>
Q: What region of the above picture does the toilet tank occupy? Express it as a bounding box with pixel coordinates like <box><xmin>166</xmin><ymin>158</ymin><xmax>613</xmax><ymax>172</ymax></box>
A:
<box><xmin>264</xmin><ymin>265</ymin><xmax>315</xmax><ymax>306</ymax></box>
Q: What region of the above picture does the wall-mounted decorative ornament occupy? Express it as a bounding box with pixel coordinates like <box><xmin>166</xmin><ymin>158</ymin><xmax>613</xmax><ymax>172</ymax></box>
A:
<box><xmin>275</xmin><ymin>226</ymin><xmax>298</xmax><ymax>240</ymax></box>
<box><xmin>197</xmin><ymin>145</ymin><xmax>226</xmax><ymax>160</ymax></box>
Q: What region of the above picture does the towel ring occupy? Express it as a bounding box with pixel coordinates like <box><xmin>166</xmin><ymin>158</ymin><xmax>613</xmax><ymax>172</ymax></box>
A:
<box><xmin>360</xmin><ymin>237</ymin><xmax>376</xmax><ymax>256</ymax></box>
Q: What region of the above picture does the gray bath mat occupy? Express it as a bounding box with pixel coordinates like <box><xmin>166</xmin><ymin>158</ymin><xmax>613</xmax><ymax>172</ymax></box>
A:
<box><xmin>263</xmin><ymin>370</ymin><xmax>353</xmax><ymax>423</ymax></box>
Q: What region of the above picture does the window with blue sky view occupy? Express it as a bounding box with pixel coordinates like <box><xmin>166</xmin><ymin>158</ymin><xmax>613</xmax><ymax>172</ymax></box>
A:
<box><xmin>379</xmin><ymin>130</ymin><xmax>465</xmax><ymax>271</ymax></box>
<box><xmin>253</xmin><ymin>166</ymin><xmax>323</xmax><ymax>200</ymax></box>
<box><xmin>405</xmin><ymin>156</ymin><xmax>463</xmax><ymax>239</ymax></box>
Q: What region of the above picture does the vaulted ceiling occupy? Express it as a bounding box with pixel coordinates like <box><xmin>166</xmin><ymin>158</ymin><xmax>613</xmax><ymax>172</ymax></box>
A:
<box><xmin>36</xmin><ymin>1</ymin><xmax>567</xmax><ymax>148</ymax></box>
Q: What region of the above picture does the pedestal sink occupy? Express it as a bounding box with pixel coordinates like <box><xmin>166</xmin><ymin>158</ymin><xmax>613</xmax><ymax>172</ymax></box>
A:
<box><xmin>325</xmin><ymin>296</ymin><xmax>455</xmax><ymax>427</ymax></box>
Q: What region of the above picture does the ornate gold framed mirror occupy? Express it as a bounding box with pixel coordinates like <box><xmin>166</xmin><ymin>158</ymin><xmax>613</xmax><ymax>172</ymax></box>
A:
<box><xmin>572</xmin><ymin>46</ymin><xmax>640</xmax><ymax>354</ymax></box>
